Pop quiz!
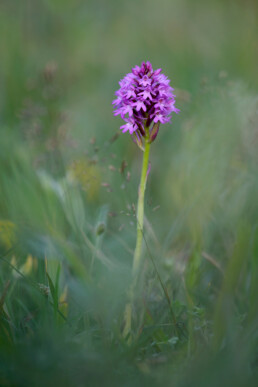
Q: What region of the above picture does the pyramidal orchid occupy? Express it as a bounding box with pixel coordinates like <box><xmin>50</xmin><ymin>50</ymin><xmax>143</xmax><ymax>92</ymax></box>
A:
<box><xmin>113</xmin><ymin>61</ymin><xmax>179</xmax><ymax>148</ymax></box>
<box><xmin>113</xmin><ymin>62</ymin><xmax>179</xmax><ymax>341</ymax></box>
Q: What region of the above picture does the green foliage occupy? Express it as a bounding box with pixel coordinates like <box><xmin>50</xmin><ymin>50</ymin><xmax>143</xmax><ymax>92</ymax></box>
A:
<box><xmin>0</xmin><ymin>0</ymin><xmax>258</xmax><ymax>386</ymax></box>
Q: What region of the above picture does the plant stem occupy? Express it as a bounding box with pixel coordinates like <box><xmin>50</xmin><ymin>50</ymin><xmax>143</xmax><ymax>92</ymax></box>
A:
<box><xmin>123</xmin><ymin>128</ymin><xmax>151</xmax><ymax>341</ymax></box>
<box><xmin>132</xmin><ymin>133</ymin><xmax>150</xmax><ymax>276</ymax></box>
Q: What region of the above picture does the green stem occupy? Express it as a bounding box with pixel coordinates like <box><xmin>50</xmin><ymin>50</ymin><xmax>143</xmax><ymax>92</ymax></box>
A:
<box><xmin>123</xmin><ymin>128</ymin><xmax>151</xmax><ymax>341</ymax></box>
<box><xmin>132</xmin><ymin>134</ymin><xmax>150</xmax><ymax>276</ymax></box>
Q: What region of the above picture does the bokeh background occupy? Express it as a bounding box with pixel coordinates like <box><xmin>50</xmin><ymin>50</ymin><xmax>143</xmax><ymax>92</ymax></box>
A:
<box><xmin>0</xmin><ymin>0</ymin><xmax>258</xmax><ymax>386</ymax></box>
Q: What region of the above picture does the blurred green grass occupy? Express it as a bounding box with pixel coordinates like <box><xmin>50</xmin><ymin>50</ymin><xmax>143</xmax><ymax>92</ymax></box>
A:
<box><xmin>0</xmin><ymin>0</ymin><xmax>258</xmax><ymax>386</ymax></box>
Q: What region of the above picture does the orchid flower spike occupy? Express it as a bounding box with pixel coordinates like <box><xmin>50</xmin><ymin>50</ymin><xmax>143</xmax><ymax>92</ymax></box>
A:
<box><xmin>113</xmin><ymin>61</ymin><xmax>179</xmax><ymax>148</ymax></box>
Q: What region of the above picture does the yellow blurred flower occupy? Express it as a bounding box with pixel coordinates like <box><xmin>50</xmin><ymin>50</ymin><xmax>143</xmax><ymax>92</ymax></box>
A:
<box><xmin>11</xmin><ymin>255</ymin><xmax>37</xmax><ymax>278</ymax></box>
<box><xmin>68</xmin><ymin>158</ymin><xmax>101</xmax><ymax>201</ymax></box>
<box><xmin>0</xmin><ymin>220</ymin><xmax>16</xmax><ymax>249</ymax></box>
<box><xmin>59</xmin><ymin>285</ymin><xmax>68</xmax><ymax>318</ymax></box>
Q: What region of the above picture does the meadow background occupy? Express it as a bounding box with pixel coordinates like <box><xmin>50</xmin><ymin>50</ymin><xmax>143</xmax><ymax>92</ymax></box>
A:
<box><xmin>0</xmin><ymin>0</ymin><xmax>258</xmax><ymax>386</ymax></box>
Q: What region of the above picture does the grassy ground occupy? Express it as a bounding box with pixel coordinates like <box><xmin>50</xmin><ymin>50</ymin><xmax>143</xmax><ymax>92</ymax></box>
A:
<box><xmin>0</xmin><ymin>0</ymin><xmax>258</xmax><ymax>386</ymax></box>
